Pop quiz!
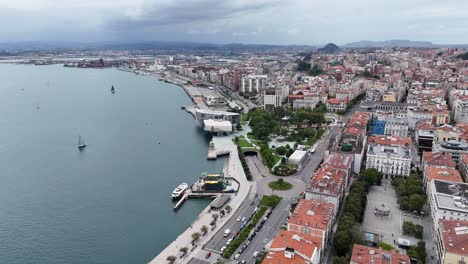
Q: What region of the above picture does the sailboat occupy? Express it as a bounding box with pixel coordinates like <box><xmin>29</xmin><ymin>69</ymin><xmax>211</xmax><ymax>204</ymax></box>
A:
<box><xmin>111</xmin><ymin>85</ymin><xmax>115</xmax><ymax>94</ymax></box>
<box><xmin>78</xmin><ymin>135</ymin><xmax>87</xmax><ymax>150</ymax></box>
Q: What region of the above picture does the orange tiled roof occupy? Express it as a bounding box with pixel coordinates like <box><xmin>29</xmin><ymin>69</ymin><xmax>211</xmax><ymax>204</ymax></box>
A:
<box><xmin>307</xmin><ymin>166</ymin><xmax>346</xmax><ymax>197</ymax></box>
<box><xmin>288</xmin><ymin>199</ymin><xmax>335</xmax><ymax>231</ymax></box>
<box><xmin>368</xmin><ymin>135</ymin><xmax>412</xmax><ymax>147</ymax></box>
<box><xmin>263</xmin><ymin>230</ymin><xmax>322</xmax><ymax>264</ymax></box>
<box><xmin>440</xmin><ymin>219</ymin><xmax>468</xmax><ymax>256</ymax></box>
<box><xmin>351</xmin><ymin>244</ymin><xmax>410</xmax><ymax>264</ymax></box>
<box><xmin>423</xmin><ymin>152</ymin><xmax>456</xmax><ymax>168</ymax></box>
<box><xmin>425</xmin><ymin>167</ymin><xmax>462</xmax><ymax>183</ymax></box>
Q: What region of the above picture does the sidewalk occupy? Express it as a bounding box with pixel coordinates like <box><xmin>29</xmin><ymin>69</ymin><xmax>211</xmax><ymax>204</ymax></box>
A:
<box><xmin>148</xmin><ymin>140</ymin><xmax>251</xmax><ymax>264</ymax></box>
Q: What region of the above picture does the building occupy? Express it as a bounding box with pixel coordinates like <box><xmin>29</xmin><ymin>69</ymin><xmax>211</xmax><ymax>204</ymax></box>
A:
<box><xmin>195</xmin><ymin>109</ymin><xmax>241</xmax><ymax>134</ymax></box>
<box><xmin>262</xmin><ymin>230</ymin><xmax>322</xmax><ymax>264</ymax></box>
<box><xmin>424</xmin><ymin>167</ymin><xmax>462</xmax><ymax>194</ymax></box>
<box><xmin>366</xmin><ymin>135</ymin><xmax>412</xmax><ymax>178</ymax></box>
<box><xmin>434</xmin><ymin>219</ymin><xmax>468</xmax><ymax>264</ymax></box>
<box><xmin>460</xmin><ymin>154</ymin><xmax>468</xmax><ymax>182</ymax></box>
<box><xmin>422</xmin><ymin>152</ymin><xmax>456</xmax><ymax>170</ymax></box>
<box><xmin>432</xmin><ymin>108</ymin><xmax>450</xmax><ymax>126</ymax></box>
<box><xmin>453</xmin><ymin>98</ymin><xmax>468</xmax><ymax>124</ymax></box>
<box><xmin>429</xmin><ymin>180</ymin><xmax>468</xmax><ymax>228</ymax></box>
<box><xmin>241</xmin><ymin>74</ymin><xmax>267</xmax><ymax>93</ymax></box>
<box><xmin>350</xmin><ymin>244</ymin><xmax>410</xmax><ymax>264</ymax></box>
<box><xmin>305</xmin><ymin>166</ymin><xmax>347</xmax><ymax>213</ymax></box>
<box><xmin>326</xmin><ymin>98</ymin><xmax>347</xmax><ymax>113</ymax></box>
<box><xmin>263</xmin><ymin>86</ymin><xmax>288</xmax><ymax>110</ymax></box>
<box><xmin>433</xmin><ymin>141</ymin><xmax>468</xmax><ymax>166</ymax></box>
<box><xmin>384</xmin><ymin>117</ymin><xmax>409</xmax><ymax>137</ymax></box>
<box><xmin>372</xmin><ymin>116</ymin><xmax>386</xmax><ymax>135</ymax></box>
<box><xmin>288</xmin><ymin>150</ymin><xmax>308</xmax><ymax>165</ymax></box>
<box><xmin>287</xmin><ymin>199</ymin><xmax>335</xmax><ymax>250</ymax></box>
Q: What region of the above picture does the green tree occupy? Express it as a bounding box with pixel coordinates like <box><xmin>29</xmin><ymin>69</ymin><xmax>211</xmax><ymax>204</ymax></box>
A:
<box><xmin>333</xmin><ymin>230</ymin><xmax>353</xmax><ymax>256</ymax></box>
<box><xmin>200</xmin><ymin>225</ymin><xmax>208</xmax><ymax>234</ymax></box>
<box><xmin>398</xmin><ymin>196</ymin><xmax>410</xmax><ymax>211</ymax></box>
<box><xmin>377</xmin><ymin>242</ymin><xmax>395</xmax><ymax>251</ymax></box>
<box><xmin>225</xmin><ymin>205</ymin><xmax>232</xmax><ymax>213</ymax></box>
<box><xmin>361</xmin><ymin>168</ymin><xmax>383</xmax><ymax>187</ymax></box>
<box><xmin>309</xmin><ymin>64</ymin><xmax>324</xmax><ymax>76</ymax></box>
<box><xmin>276</xmin><ymin>146</ymin><xmax>287</xmax><ymax>155</ymax></box>
<box><xmin>409</xmin><ymin>194</ymin><xmax>424</xmax><ymax>211</ymax></box>
<box><xmin>191</xmin><ymin>232</ymin><xmax>201</xmax><ymax>241</ymax></box>
<box><xmin>333</xmin><ymin>256</ymin><xmax>349</xmax><ymax>264</ymax></box>
<box><xmin>166</xmin><ymin>255</ymin><xmax>176</xmax><ymax>264</ymax></box>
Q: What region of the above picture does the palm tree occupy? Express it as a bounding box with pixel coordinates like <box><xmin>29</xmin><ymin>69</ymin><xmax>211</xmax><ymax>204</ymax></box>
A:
<box><xmin>212</xmin><ymin>214</ymin><xmax>219</xmax><ymax>221</ymax></box>
<box><xmin>225</xmin><ymin>205</ymin><xmax>232</xmax><ymax>213</ymax></box>
<box><xmin>191</xmin><ymin>232</ymin><xmax>201</xmax><ymax>241</ymax></box>
<box><xmin>200</xmin><ymin>225</ymin><xmax>208</xmax><ymax>234</ymax></box>
<box><xmin>220</xmin><ymin>209</ymin><xmax>225</xmax><ymax>217</ymax></box>
<box><xmin>166</xmin><ymin>255</ymin><xmax>176</xmax><ymax>264</ymax></box>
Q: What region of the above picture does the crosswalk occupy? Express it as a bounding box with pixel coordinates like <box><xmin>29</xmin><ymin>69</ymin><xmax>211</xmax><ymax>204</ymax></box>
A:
<box><xmin>193</xmin><ymin>249</ymin><xmax>222</xmax><ymax>264</ymax></box>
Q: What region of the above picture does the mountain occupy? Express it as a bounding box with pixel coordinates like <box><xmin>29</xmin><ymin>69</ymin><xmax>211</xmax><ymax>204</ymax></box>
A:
<box><xmin>343</xmin><ymin>40</ymin><xmax>433</xmax><ymax>48</ymax></box>
<box><xmin>318</xmin><ymin>43</ymin><xmax>340</xmax><ymax>53</ymax></box>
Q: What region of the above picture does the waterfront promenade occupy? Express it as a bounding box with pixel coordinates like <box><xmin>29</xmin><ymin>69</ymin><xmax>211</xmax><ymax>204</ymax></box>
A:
<box><xmin>149</xmin><ymin>138</ymin><xmax>252</xmax><ymax>264</ymax></box>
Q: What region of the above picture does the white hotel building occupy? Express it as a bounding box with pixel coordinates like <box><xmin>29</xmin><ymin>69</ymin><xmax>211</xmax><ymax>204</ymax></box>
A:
<box><xmin>241</xmin><ymin>75</ymin><xmax>268</xmax><ymax>93</ymax></box>
<box><xmin>365</xmin><ymin>135</ymin><xmax>412</xmax><ymax>178</ymax></box>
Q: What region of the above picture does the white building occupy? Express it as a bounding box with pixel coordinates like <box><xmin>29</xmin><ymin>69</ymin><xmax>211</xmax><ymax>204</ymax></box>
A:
<box><xmin>408</xmin><ymin>107</ymin><xmax>433</xmax><ymax>130</ymax></box>
<box><xmin>241</xmin><ymin>75</ymin><xmax>267</xmax><ymax>93</ymax></box>
<box><xmin>429</xmin><ymin>180</ymin><xmax>468</xmax><ymax>229</ymax></box>
<box><xmin>433</xmin><ymin>140</ymin><xmax>468</xmax><ymax>166</ymax></box>
<box><xmin>453</xmin><ymin>98</ymin><xmax>468</xmax><ymax>124</ymax></box>
<box><xmin>262</xmin><ymin>86</ymin><xmax>288</xmax><ymax>109</ymax></box>
<box><xmin>384</xmin><ymin>117</ymin><xmax>409</xmax><ymax>137</ymax></box>
<box><xmin>288</xmin><ymin>150</ymin><xmax>307</xmax><ymax>165</ymax></box>
<box><xmin>326</xmin><ymin>98</ymin><xmax>347</xmax><ymax>113</ymax></box>
<box><xmin>366</xmin><ymin>135</ymin><xmax>412</xmax><ymax>178</ymax></box>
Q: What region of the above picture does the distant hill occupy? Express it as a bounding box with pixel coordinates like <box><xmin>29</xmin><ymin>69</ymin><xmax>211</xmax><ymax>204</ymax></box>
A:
<box><xmin>318</xmin><ymin>43</ymin><xmax>340</xmax><ymax>53</ymax></box>
<box><xmin>343</xmin><ymin>40</ymin><xmax>434</xmax><ymax>48</ymax></box>
<box><xmin>458</xmin><ymin>52</ymin><xmax>468</xmax><ymax>60</ymax></box>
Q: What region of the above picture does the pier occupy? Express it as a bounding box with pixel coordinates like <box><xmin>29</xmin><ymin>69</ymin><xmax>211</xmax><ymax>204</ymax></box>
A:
<box><xmin>173</xmin><ymin>191</ymin><xmax>219</xmax><ymax>210</ymax></box>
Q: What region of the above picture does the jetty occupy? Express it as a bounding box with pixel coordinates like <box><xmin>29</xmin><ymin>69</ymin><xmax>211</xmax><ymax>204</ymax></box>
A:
<box><xmin>173</xmin><ymin>191</ymin><xmax>219</xmax><ymax>210</ymax></box>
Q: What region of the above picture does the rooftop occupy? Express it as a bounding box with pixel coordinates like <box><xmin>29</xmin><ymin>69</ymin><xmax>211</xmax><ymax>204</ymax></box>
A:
<box><xmin>307</xmin><ymin>166</ymin><xmax>347</xmax><ymax>197</ymax></box>
<box><xmin>422</xmin><ymin>152</ymin><xmax>456</xmax><ymax>168</ymax></box>
<box><xmin>263</xmin><ymin>230</ymin><xmax>322</xmax><ymax>264</ymax></box>
<box><xmin>288</xmin><ymin>199</ymin><xmax>335</xmax><ymax>231</ymax></box>
<box><xmin>350</xmin><ymin>244</ymin><xmax>410</xmax><ymax>264</ymax></box>
<box><xmin>433</xmin><ymin>180</ymin><xmax>468</xmax><ymax>212</ymax></box>
<box><xmin>426</xmin><ymin>167</ymin><xmax>462</xmax><ymax>183</ymax></box>
<box><xmin>439</xmin><ymin>219</ymin><xmax>468</xmax><ymax>256</ymax></box>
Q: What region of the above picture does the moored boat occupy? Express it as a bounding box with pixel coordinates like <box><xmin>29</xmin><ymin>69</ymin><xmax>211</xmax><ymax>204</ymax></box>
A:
<box><xmin>172</xmin><ymin>183</ymin><xmax>189</xmax><ymax>199</ymax></box>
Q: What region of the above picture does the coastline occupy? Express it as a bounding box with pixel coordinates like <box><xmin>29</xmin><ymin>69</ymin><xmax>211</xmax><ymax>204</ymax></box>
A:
<box><xmin>147</xmin><ymin>72</ymin><xmax>252</xmax><ymax>264</ymax></box>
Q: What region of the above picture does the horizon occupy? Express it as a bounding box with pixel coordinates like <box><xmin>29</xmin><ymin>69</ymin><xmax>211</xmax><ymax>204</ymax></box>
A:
<box><xmin>0</xmin><ymin>0</ymin><xmax>467</xmax><ymax>45</ymax></box>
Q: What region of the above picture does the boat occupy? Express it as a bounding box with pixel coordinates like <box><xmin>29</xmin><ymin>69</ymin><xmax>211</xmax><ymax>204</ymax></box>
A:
<box><xmin>78</xmin><ymin>135</ymin><xmax>87</xmax><ymax>150</ymax></box>
<box><xmin>172</xmin><ymin>183</ymin><xmax>189</xmax><ymax>199</ymax></box>
<box><xmin>111</xmin><ymin>85</ymin><xmax>115</xmax><ymax>94</ymax></box>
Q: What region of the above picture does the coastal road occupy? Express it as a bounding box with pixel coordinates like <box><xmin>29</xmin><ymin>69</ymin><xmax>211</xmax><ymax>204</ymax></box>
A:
<box><xmin>204</xmin><ymin>193</ymin><xmax>259</xmax><ymax>254</ymax></box>
<box><xmin>239</xmin><ymin>198</ymin><xmax>293</xmax><ymax>264</ymax></box>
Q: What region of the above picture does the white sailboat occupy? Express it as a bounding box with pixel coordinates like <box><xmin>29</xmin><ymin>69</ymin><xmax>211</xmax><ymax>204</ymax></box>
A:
<box><xmin>78</xmin><ymin>135</ymin><xmax>87</xmax><ymax>150</ymax></box>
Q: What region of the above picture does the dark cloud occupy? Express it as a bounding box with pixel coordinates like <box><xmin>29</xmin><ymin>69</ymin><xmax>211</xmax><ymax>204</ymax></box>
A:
<box><xmin>109</xmin><ymin>0</ymin><xmax>283</xmax><ymax>30</ymax></box>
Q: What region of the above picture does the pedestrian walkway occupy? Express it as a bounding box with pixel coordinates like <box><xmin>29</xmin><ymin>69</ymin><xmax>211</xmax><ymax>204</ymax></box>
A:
<box><xmin>148</xmin><ymin>139</ymin><xmax>252</xmax><ymax>264</ymax></box>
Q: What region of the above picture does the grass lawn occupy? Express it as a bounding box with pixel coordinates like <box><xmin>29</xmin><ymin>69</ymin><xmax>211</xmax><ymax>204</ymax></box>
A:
<box><xmin>272</xmin><ymin>154</ymin><xmax>282</xmax><ymax>167</ymax></box>
<box><xmin>242</xmin><ymin>113</ymin><xmax>249</xmax><ymax>121</ymax></box>
<box><xmin>238</xmin><ymin>138</ymin><xmax>253</xmax><ymax>148</ymax></box>
<box><xmin>241</xmin><ymin>121</ymin><xmax>248</xmax><ymax>126</ymax></box>
<box><xmin>268</xmin><ymin>180</ymin><xmax>293</xmax><ymax>191</ymax></box>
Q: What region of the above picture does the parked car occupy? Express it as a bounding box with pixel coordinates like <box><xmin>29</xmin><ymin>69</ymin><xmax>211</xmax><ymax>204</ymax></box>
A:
<box><xmin>226</xmin><ymin>238</ymin><xmax>233</xmax><ymax>245</ymax></box>
<box><xmin>234</xmin><ymin>254</ymin><xmax>241</xmax><ymax>260</ymax></box>
<box><xmin>205</xmin><ymin>252</ymin><xmax>211</xmax><ymax>259</ymax></box>
<box><xmin>220</xmin><ymin>246</ymin><xmax>227</xmax><ymax>253</ymax></box>
<box><xmin>241</xmin><ymin>217</ymin><xmax>246</xmax><ymax>222</ymax></box>
<box><xmin>237</xmin><ymin>216</ymin><xmax>242</xmax><ymax>222</ymax></box>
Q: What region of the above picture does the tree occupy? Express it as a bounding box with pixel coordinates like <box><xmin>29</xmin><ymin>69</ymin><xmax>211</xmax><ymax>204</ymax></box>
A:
<box><xmin>212</xmin><ymin>214</ymin><xmax>219</xmax><ymax>221</ymax></box>
<box><xmin>220</xmin><ymin>209</ymin><xmax>225</xmax><ymax>217</ymax></box>
<box><xmin>409</xmin><ymin>193</ymin><xmax>424</xmax><ymax>212</ymax></box>
<box><xmin>333</xmin><ymin>256</ymin><xmax>349</xmax><ymax>264</ymax></box>
<box><xmin>309</xmin><ymin>65</ymin><xmax>324</xmax><ymax>76</ymax></box>
<box><xmin>361</xmin><ymin>168</ymin><xmax>383</xmax><ymax>187</ymax></box>
<box><xmin>333</xmin><ymin>230</ymin><xmax>353</xmax><ymax>256</ymax></box>
<box><xmin>166</xmin><ymin>256</ymin><xmax>176</xmax><ymax>264</ymax></box>
<box><xmin>276</xmin><ymin>146</ymin><xmax>287</xmax><ymax>155</ymax></box>
<box><xmin>377</xmin><ymin>242</ymin><xmax>395</xmax><ymax>251</ymax></box>
<box><xmin>180</xmin><ymin>247</ymin><xmax>188</xmax><ymax>254</ymax></box>
<box><xmin>225</xmin><ymin>205</ymin><xmax>231</xmax><ymax>213</ymax></box>
<box><xmin>281</xmin><ymin>157</ymin><xmax>286</xmax><ymax>164</ymax></box>
<box><xmin>200</xmin><ymin>225</ymin><xmax>208</xmax><ymax>234</ymax></box>
<box><xmin>398</xmin><ymin>196</ymin><xmax>410</xmax><ymax>211</ymax></box>
<box><xmin>191</xmin><ymin>232</ymin><xmax>201</xmax><ymax>241</ymax></box>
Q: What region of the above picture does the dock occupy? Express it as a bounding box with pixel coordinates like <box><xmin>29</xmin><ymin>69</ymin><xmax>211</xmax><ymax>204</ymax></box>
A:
<box><xmin>173</xmin><ymin>191</ymin><xmax>219</xmax><ymax>210</ymax></box>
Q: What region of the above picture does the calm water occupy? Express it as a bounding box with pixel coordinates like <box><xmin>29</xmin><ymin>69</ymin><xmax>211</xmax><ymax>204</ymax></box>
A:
<box><xmin>0</xmin><ymin>64</ymin><xmax>224</xmax><ymax>264</ymax></box>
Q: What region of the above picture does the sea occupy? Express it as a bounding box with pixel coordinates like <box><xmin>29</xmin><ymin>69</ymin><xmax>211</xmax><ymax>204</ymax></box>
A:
<box><xmin>0</xmin><ymin>64</ymin><xmax>225</xmax><ymax>264</ymax></box>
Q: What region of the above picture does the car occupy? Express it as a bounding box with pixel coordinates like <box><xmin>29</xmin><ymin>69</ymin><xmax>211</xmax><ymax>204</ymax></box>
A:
<box><xmin>233</xmin><ymin>231</ymin><xmax>239</xmax><ymax>238</ymax></box>
<box><xmin>238</xmin><ymin>248</ymin><xmax>244</xmax><ymax>254</ymax></box>
<box><xmin>220</xmin><ymin>246</ymin><xmax>227</xmax><ymax>252</ymax></box>
<box><xmin>234</xmin><ymin>254</ymin><xmax>241</xmax><ymax>260</ymax></box>
<box><xmin>254</xmin><ymin>206</ymin><xmax>259</xmax><ymax>212</ymax></box>
<box><xmin>205</xmin><ymin>252</ymin><xmax>211</xmax><ymax>259</ymax></box>
<box><xmin>240</xmin><ymin>223</ymin><xmax>246</xmax><ymax>230</ymax></box>
<box><xmin>245</xmin><ymin>241</ymin><xmax>250</xmax><ymax>246</ymax></box>
<box><xmin>253</xmin><ymin>251</ymin><xmax>260</xmax><ymax>258</ymax></box>
<box><xmin>226</xmin><ymin>238</ymin><xmax>233</xmax><ymax>245</ymax></box>
<box><xmin>241</xmin><ymin>217</ymin><xmax>246</xmax><ymax>222</ymax></box>
<box><xmin>241</xmin><ymin>261</ymin><xmax>247</xmax><ymax>264</ymax></box>
<box><xmin>237</xmin><ymin>216</ymin><xmax>242</xmax><ymax>222</ymax></box>
<box><xmin>247</xmin><ymin>236</ymin><xmax>253</xmax><ymax>241</ymax></box>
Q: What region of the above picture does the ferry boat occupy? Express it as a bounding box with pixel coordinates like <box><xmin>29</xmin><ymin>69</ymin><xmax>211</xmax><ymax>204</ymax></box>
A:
<box><xmin>171</xmin><ymin>183</ymin><xmax>189</xmax><ymax>199</ymax></box>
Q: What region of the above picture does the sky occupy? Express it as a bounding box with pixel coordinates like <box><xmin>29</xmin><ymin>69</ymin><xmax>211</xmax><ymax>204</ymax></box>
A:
<box><xmin>0</xmin><ymin>0</ymin><xmax>467</xmax><ymax>45</ymax></box>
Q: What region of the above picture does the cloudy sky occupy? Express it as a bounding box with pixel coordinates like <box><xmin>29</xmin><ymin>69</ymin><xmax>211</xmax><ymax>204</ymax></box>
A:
<box><xmin>0</xmin><ymin>0</ymin><xmax>467</xmax><ymax>45</ymax></box>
